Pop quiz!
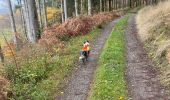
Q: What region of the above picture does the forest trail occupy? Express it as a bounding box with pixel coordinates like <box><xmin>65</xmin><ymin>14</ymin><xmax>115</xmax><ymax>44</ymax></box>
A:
<box><xmin>125</xmin><ymin>15</ymin><xmax>169</xmax><ymax>100</ymax></box>
<box><xmin>56</xmin><ymin>15</ymin><xmax>170</xmax><ymax>100</ymax></box>
<box><xmin>56</xmin><ymin>17</ymin><xmax>123</xmax><ymax>100</ymax></box>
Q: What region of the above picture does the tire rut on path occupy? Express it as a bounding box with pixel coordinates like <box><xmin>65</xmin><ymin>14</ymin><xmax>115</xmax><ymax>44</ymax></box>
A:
<box><xmin>125</xmin><ymin>15</ymin><xmax>169</xmax><ymax>100</ymax></box>
<box><xmin>56</xmin><ymin>17</ymin><xmax>123</xmax><ymax>100</ymax></box>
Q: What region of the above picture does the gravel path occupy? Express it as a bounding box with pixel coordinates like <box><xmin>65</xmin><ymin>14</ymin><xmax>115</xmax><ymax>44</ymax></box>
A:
<box><xmin>125</xmin><ymin>15</ymin><xmax>169</xmax><ymax>100</ymax></box>
<box><xmin>56</xmin><ymin>17</ymin><xmax>123</xmax><ymax>100</ymax></box>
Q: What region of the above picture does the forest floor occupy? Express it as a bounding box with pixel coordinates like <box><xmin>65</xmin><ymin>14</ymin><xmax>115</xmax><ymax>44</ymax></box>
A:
<box><xmin>125</xmin><ymin>15</ymin><xmax>170</xmax><ymax>100</ymax></box>
<box><xmin>56</xmin><ymin>17</ymin><xmax>123</xmax><ymax>100</ymax></box>
<box><xmin>56</xmin><ymin>15</ymin><xmax>170</xmax><ymax>100</ymax></box>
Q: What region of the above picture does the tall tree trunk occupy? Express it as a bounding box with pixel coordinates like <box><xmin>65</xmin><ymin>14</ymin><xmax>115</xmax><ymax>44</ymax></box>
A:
<box><xmin>0</xmin><ymin>43</ymin><xmax>4</xmax><ymax>63</ymax></box>
<box><xmin>88</xmin><ymin>0</ymin><xmax>92</xmax><ymax>15</ymax></box>
<box><xmin>63</xmin><ymin>0</ymin><xmax>68</xmax><ymax>20</ymax></box>
<box><xmin>60</xmin><ymin>0</ymin><xmax>64</xmax><ymax>22</ymax></box>
<box><xmin>75</xmin><ymin>0</ymin><xmax>78</xmax><ymax>16</ymax></box>
<box><xmin>80</xmin><ymin>0</ymin><xmax>83</xmax><ymax>14</ymax></box>
<box><xmin>143</xmin><ymin>0</ymin><xmax>145</xmax><ymax>5</ymax></box>
<box><xmin>29</xmin><ymin>0</ymin><xmax>40</xmax><ymax>40</ymax></box>
<box><xmin>106</xmin><ymin>0</ymin><xmax>110</xmax><ymax>11</ymax></box>
<box><xmin>100</xmin><ymin>0</ymin><xmax>102</xmax><ymax>12</ymax></box>
<box><xmin>111</xmin><ymin>0</ymin><xmax>113</xmax><ymax>10</ymax></box>
<box><xmin>121</xmin><ymin>0</ymin><xmax>123</xmax><ymax>9</ymax></box>
<box><xmin>23</xmin><ymin>0</ymin><xmax>40</xmax><ymax>43</ymax></box>
<box><xmin>129</xmin><ymin>0</ymin><xmax>132</xmax><ymax>8</ymax></box>
<box><xmin>51</xmin><ymin>0</ymin><xmax>54</xmax><ymax>7</ymax></box>
<box><xmin>115</xmin><ymin>0</ymin><xmax>117</xmax><ymax>9</ymax></box>
<box><xmin>115</xmin><ymin>0</ymin><xmax>118</xmax><ymax>9</ymax></box>
<box><xmin>51</xmin><ymin>0</ymin><xmax>55</xmax><ymax>23</ymax></box>
<box><xmin>123</xmin><ymin>0</ymin><xmax>125</xmax><ymax>8</ymax></box>
<box><xmin>43</xmin><ymin>0</ymin><xmax>48</xmax><ymax>28</ymax></box>
<box><xmin>146</xmin><ymin>0</ymin><xmax>149</xmax><ymax>5</ymax></box>
<box><xmin>139</xmin><ymin>0</ymin><xmax>141</xmax><ymax>6</ymax></box>
<box><xmin>17</xmin><ymin>0</ymin><xmax>27</xmax><ymax>40</ymax></box>
<box><xmin>23</xmin><ymin>0</ymin><xmax>30</xmax><ymax>34</ymax></box>
<box><xmin>103</xmin><ymin>0</ymin><xmax>106</xmax><ymax>11</ymax></box>
<box><xmin>123</xmin><ymin>0</ymin><xmax>126</xmax><ymax>8</ymax></box>
<box><xmin>118</xmin><ymin>0</ymin><xmax>121</xmax><ymax>9</ymax></box>
<box><xmin>125</xmin><ymin>0</ymin><xmax>127</xmax><ymax>8</ymax></box>
<box><xmin>122</xmin><ymin>0</ymin><xmax>124</xmax><ymax>8</ymax></box>
<box><xmin>109</xmin><ymin>0</ymin><xmax>112</xmax><ymax>11</ymax></box>
<box><xmin>150</xmin><ymin>0</ymin><xmax>152</xmax><ymax>5</ymax></box>
<box><xmin>7</xmin><ymin>0</ymin><xmax>19</xmax><ymax>48</ymax></box>
<box><xmin>113</xmin><ymin>0</ymin><xmax>115</xmax><ymax>9</ymax></box>
<box><xmin>102</xmin><ymin>0</ymin><xmax>105</xmax><ymax>11</ymax></box>
<box><xmin>36</xmin><ymin>0</ymin><xmax>43</xmax><ymax>28</ymax></box>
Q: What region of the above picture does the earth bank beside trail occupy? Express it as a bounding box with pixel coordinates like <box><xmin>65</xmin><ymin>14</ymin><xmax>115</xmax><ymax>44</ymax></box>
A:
<box><xmin>125</xmin><ymin>15</ymin><xmax>169</xmax><ymax>100</ymax></box>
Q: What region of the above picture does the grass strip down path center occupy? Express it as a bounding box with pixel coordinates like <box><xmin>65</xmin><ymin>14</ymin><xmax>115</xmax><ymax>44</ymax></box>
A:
<box><xmin>89</xmin><ymin>16</ymin><xmax>129</xmax><ymax>100</ymax></box>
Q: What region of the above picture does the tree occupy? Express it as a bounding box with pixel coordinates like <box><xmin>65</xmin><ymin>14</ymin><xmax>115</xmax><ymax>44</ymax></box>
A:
<box><xmin>60</xmin><ymin>0</ymin><xmax>64</xmax><ymax>22</ymax></box>
<box><xmin>23</xmin><ymin>0</ymin><xmax>40</xmax><ymax>43</ymax></box>
<box><xmin>36</xmin><ymin>0</ymin><xmax>43</xmax><ymax>28</ymax></box>
<box><xmin>129</xmin><ymin>0</ymin><xmax>132</xmax><ymax>8</ymax></box>
<box><xmin>103</xmin><ymin>0</ymin><xmax>106</xmax><ymax>11</ymax></box>
<box><xmin>74</xmin><ymin>0</ymin><xmax>78</xmax><ymax>16</ymax></box>
<box><xmin>113</xmin><ymin>0</ymin><xmax>115</xmax><ymax>9</ymax></box>
<box><xmin>108</xmin><ymin>0</ymin><xmax>112</xmax><ymax>11</ymax></box>
<box><xmin>0</xmin><ymin>43</ymin><xmax>4</xmax><ymax>63</ymax></box>
<box><xmin>88</xmin><ymin>0</ymin><xmax>92</xmax><ymax>15</ymax></box>
<box><xmin>17</xmin><ymin>0</ymin><xmax>27</xmax><ymax>39</ymax></box>
<box><xmin>51</xmin><ymin>0</ymin><xmax>54</xmax><ymax>7</ymax></box>
<box><xmin>115</xmin><ymin>0</ymin><xmax>118</xmax><ymax>9</ymax></box>
<box><xmin>43</xmin><ymin>0</ymin><xmax>48</xmax><ymax>28</ymax></box>
<box><xmin>123</xmin><ymin>0</ymin><xmax>126</xmax><ymax>8</ymax></box>
<box><xmin>75</xmin><ymin>0</ymin><xmax>78</xmax><ymax>16</ymax></box>
<box><xmin>100</xmin><ymin>0</ymin><xmax>102</xmax><ymax>12</ymax></box>
<box><xmin>63</xmin><ymin>0</ymin><xmax>68</xmax><ymax>20</ymax></box>
<box><xmin>103</xmin><ymin>0</ymin><xmax>105</xmax><ymax>11</ymax></box>
<box><xmin>80</xmin><ymin>0</ymin><xmax>83</xmax><ymax>14</ymax></box>
<box><xmin>7</xmin><ymin>0</ymin><xmax>19</xmax><ymax>48</ymax></box>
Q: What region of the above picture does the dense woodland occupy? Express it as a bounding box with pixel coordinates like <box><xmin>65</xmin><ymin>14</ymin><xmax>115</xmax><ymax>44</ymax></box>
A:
<box><xmin>0</xmin><ymin>0</ymin><xmax>162</xmax><ymax>63</ymax></box>
<box><xmin>6</xmin><ymin>0</ymin><xmax>161</xmax><ymax>43</ymax></box>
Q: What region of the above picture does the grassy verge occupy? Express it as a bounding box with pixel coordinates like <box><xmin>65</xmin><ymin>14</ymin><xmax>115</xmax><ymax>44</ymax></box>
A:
<box><xmin>36</xmin><ymin>28</ymin><xmax>101</xmax><ymax>99</ymax></box>
<box><xmin>5</xmin><ymin>27</ymin><xmax>100</xmax><ymax>100</ymax></box>
<box><xmin>89</xmin><ymin>16</ymin><xmax>129</xmax><ymax>100</ymax></box>
<box><xmin>136</xmin><ymin>1</ymin><xmax>170</xmax><ymax>88</ymax></box>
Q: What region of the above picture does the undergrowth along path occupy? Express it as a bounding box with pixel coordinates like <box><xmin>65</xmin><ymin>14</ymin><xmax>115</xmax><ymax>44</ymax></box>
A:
<box><xmin>56</xmin><ymin>17</ymin><xmax>123</xmax><ymax>100</ymax></box>
<box><xmin>125</xmin><ymin>15</ymin><xmax>169</xmax><ymax>100</ymax></box>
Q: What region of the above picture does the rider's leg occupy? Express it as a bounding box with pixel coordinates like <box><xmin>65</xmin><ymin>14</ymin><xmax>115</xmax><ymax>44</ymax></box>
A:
<box><xmin>85</xmin><ymin>51</ymin><xmax>88</xmax><ymax>61</ymax></box>
<box><xmin>88</xmin><ymin>50</ymin><xmax>90</xmax><ymax>55</ymax></box>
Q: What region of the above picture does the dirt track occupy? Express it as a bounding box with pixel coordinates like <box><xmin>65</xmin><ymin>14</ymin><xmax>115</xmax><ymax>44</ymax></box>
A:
<box><xmin>56</xmin><ymin>17</ymin><xmax>122</xmax><ymax>100</ymax></box>
<box><xmin>56</xmin><ymin>15</ymin><xmax>170</xmax><ymax>100</ymax></box>
<box><xmin>125</xmin><ymin>15</ymin><xmax>169</xmax><ymax>100</ymax></box>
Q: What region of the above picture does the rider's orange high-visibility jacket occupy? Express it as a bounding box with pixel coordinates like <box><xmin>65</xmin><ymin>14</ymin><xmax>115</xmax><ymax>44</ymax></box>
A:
<box><xmin>82</xmin><ymin>44</ymin><xmax>88</xmax><ymax>51</ymax></box>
